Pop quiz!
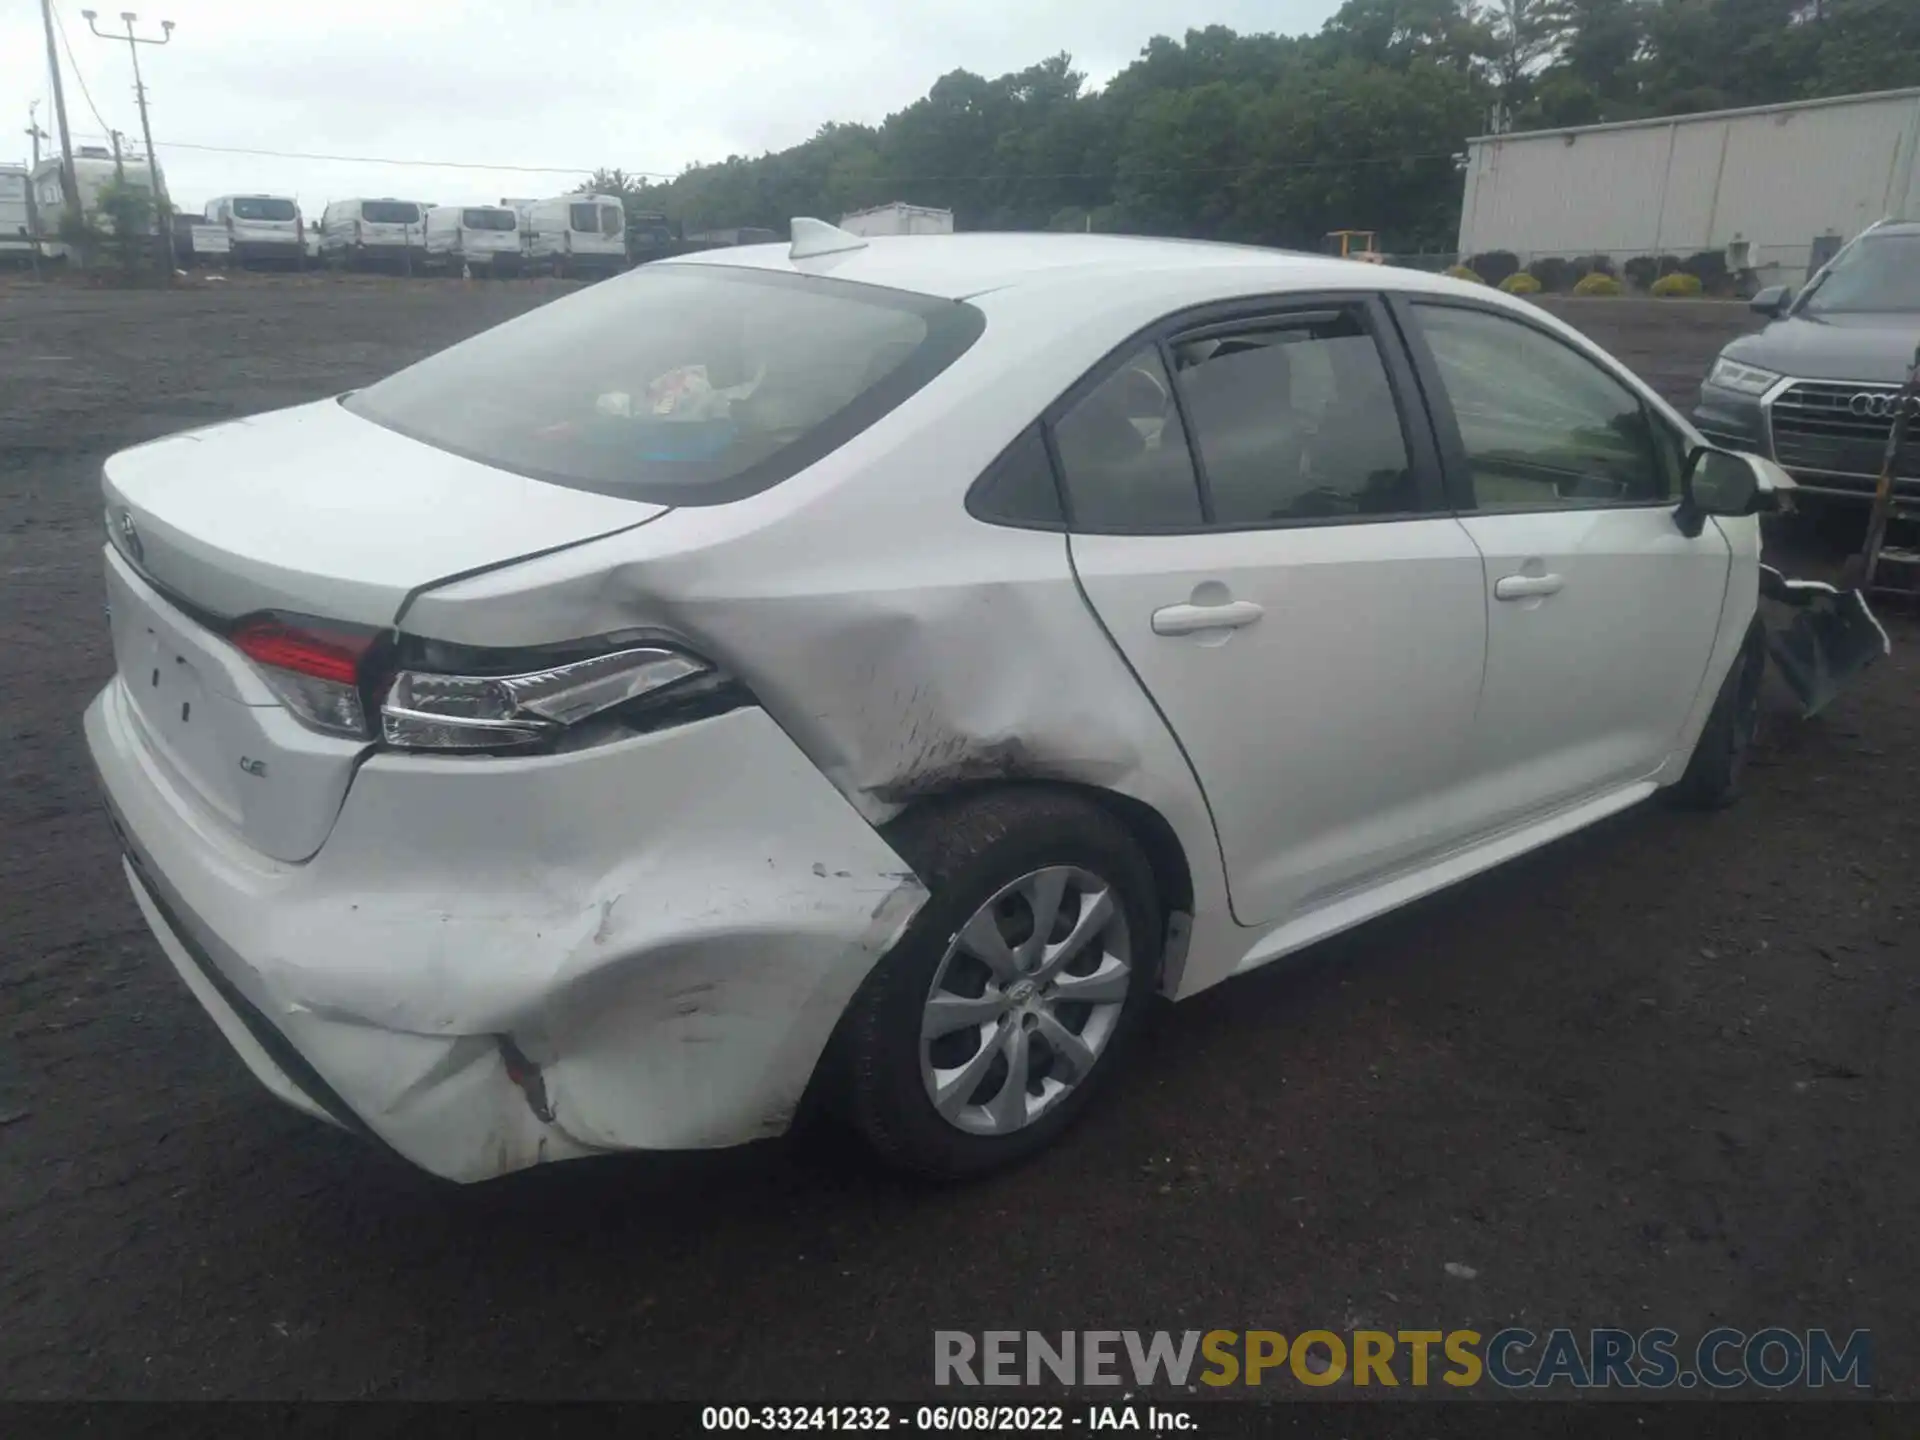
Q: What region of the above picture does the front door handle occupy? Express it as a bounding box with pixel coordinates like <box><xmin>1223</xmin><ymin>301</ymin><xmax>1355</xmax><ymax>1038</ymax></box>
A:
<box><xmin>1151</xmin><ymin>599</ymin><xmax>1265</xmax><ymax>636</ymax></box>
<box><xmin>1494</xmin><ymin>573</ymin><xmax>1565</xmax><ymax>601</ymax></box>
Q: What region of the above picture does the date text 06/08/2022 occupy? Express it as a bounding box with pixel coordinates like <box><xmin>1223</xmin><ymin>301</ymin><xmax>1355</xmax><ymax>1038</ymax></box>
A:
<box><xmin>701</xmin><ymin>1405</ymin><xmax>1193</xmax><ymax>1432</ymax></box>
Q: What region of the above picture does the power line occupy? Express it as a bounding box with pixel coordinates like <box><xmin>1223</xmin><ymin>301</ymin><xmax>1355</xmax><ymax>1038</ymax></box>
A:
<box><xmin>50</xmin><ymin>3</ymin><xmax>112</xmax><ymax>135</ymax></box>
<box><xmin>104</xmin><ymin>136</ymin><xmax>1460</xmax><ymax>186</ymax></box>
<box><xmin>137</xmin><ymin>137</ymin><xmax>665</xmax><ymax>176</ymax></box>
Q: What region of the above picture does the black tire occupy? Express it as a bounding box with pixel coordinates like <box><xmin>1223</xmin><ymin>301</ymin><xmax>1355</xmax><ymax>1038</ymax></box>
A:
<box><xmin>836</xmin><ymin>788</ymin><xmax>1163</xmax><ymax>1179</ymax></box>
<box><xmin>1667</xmin><ymin>614</ymin><xmax>1766</xmax><ymax>810</ymax></box>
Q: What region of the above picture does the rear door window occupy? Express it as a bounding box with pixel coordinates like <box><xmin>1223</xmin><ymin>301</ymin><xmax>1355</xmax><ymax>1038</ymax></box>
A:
<box><xmin>344</xmin><ymin>265</ymin><xmax>984</xmax><ymax>505</ymax></box>
<box><xmin>233</xmin><ymin>197</ymin><xmax>296</xmax><ymax>222</ymax></box>
<box><xmin>361</xmin><ymin>201</ymin><xmax>419</xmax><ymax>225</ymax></box>
<box><xmin>1051</xmin><ymin>346</ymin><xmax>1203</xmax><ymax>530</ymax></box>
<box><xmin>1169</xmin><ymin>308</ymin><xmax>1419</xmax><ymax>525</ymax></box>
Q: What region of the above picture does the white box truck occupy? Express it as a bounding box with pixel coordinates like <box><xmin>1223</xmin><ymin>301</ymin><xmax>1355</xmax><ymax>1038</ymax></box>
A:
<box><xmin>30</xmin><ymin>146</ymin><xmax>169</xmax><ymax>261</ymax></box>
<box><xmin>837</xmin><ymin>202</ymin><xmax>954</xmax><ymax>237</ymax></box>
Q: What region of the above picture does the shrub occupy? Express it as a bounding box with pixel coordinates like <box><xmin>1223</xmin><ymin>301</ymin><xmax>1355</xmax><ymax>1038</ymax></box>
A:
<box><xmin>1650</xmin><ymin>271</ymin><xmax>1704</xmax><ymax>297</ymax></box>
<box><xmin>1500</xmin><ymin>272</ymin><xmax>1543</xmax><ymax>294</ymax></box>
<box><xmin>1573</xmin><ymin>253</ymin><xmax>1616</xmax><ymax>278</ymax></box>
<box><xmin>1443</xmin><ymin>263</ymin><xmax>1485</xmax><ymax>284</ymax></box>
<box><xmin>1528</xmin><ymin>256</ymin><xmax>1575</xmax><ymax>292</ymax></box>
<box><xmin>1622</xmin><ymin>255</ymin><xmax>1659</xmax><ymax>290</ymax></box>
<box><xmin>1467</xmin><ymin>250</ymin><xmax>1520</xmax><ymax>286</ymax></box>
<box><xmin>1572</xmin><ymin>271</ymin><xmax>1624</xmax><ymax>296</ymax></box>
<box><xmin>1681</xmin><ymin>249</ymin><xmax>1731</xmax><ymax>296</ymax></box>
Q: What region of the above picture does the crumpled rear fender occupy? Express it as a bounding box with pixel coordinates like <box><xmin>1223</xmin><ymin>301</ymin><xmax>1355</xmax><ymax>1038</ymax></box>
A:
<box><xmin>90</xmin><ymin>684</ymin><xmax>927</xmax><ymax>1182</ymax></box>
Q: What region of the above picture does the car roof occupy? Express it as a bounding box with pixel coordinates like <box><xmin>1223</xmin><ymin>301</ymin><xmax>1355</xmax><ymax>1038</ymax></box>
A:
<box><xmin>660</xmin><ymin>231</ymin><xmax>1412</xmax><ymax>302</ymax></box>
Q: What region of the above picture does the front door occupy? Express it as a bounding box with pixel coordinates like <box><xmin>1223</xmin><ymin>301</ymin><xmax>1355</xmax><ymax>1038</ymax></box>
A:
<box><xmin>1061</xmin><ymin>298</ymin><xmax>1488</xmax><ymax>926</ymax></box>
<box><xmin>1396</xmin><ymin>298</ymin><xmax>1731</xmax><ymax>833</ymax></box>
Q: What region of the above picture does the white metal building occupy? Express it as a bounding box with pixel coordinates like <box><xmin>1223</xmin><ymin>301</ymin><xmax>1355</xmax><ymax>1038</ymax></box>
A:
<box><xmin>1457</xmin><ymin>86</ymin><xmax>1920</xmax><ymax>285</ymax></box>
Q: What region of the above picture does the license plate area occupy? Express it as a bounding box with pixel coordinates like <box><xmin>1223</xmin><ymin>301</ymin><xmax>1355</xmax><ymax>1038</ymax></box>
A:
<box><xmin>110</xmin><ymin>597</ymin><xmax>245</xmax><ymax>827</ymax></box>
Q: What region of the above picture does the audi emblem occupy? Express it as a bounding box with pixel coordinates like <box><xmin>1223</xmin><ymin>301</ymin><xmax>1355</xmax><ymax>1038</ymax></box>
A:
<box><xmin>1848</xmin><ymin>391</ymin><xmax>1920</xmax><ymax>420</ymax></box>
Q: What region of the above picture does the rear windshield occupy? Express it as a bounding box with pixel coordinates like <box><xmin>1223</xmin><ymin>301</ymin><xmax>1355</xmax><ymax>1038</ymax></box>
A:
<box><xmin>344</xmin><ymin>265</ymin><xmax>985</xmax><ymax>505</ymax></box>
<box><xmin>361</xmin><ymin>201</ymin><xmax>420</xmax><ymax>225</ymax></box>
<box><xmin>233</xmin><ymin>197</ymin><xmax>296</xmax><ymax>221</ymax></box>
<box><xmin>570</xmin><ymin>201</ymin><xmax>623</xmax><ymax>237</ymax></box>
<box><xmin>462</xmin><ymin>208</ymin><xmax>516</xmax><ymax>230</ymax></box>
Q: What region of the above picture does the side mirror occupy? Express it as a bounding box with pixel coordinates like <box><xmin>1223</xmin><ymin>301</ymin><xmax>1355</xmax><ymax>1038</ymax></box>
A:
<box><xmin>1749</xmin><ymin>285</ymin><xmax>1793</xmax><ymax>317</ymax></box>
<box><xmin>1675</xmin><ymin>446</ymin><xmax>1765</xmax><ymax>537</ymax></box>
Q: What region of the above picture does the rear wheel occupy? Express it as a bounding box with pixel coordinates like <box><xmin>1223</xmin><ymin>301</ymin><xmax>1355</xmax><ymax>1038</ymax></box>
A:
<box><xmin>1667</xmin><ymin>615</ymin><xmax>1766</xmax><ymax>810</ymax></box>
<box><xmin>836</xmin><ymin>789</ymin><xmax>1162</xmax><ymax>1179</ymax></box>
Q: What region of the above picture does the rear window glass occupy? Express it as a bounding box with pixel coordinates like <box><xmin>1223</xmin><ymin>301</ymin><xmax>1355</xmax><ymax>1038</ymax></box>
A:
<box><xmin>462</xmin><ymin>208</ymin><xmax>516</xmax><ymax>230</ymax></box>
<box><xmin>361</xmin><ymin>201</ymin><xmax>420</xmax><ymax>224</ymax></box>
<box><xmin>233</xmin><ymin>197</ymin><xmax>296</xmax><ymax>221</ymax></box>
<box><xmin>571</xmin><ymin>202</ymin><xmax>623</xmax><ymax>236</ymax></box>
<box><xmin>343</xmin><ymin>265</ymin><xmax>985</xmax><ymax>505</ymax></box>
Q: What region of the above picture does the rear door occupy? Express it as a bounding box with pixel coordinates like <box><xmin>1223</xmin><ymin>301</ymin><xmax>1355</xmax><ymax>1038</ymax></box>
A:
<box><xmin>1064</xmin><ymin>295</ymin><xmax>1489</xmax><ymax>926</ymax></box>
<box><xmin>1391</xmin><ymin>296</ymin><xmax>1729</xmax><ymax>834</ymax></box>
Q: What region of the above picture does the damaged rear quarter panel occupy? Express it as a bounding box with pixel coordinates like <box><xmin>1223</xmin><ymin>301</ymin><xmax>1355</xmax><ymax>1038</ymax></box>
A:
<box><xmin>399</xmin><ymin>290</ymin><xmax>1247</xmax><ymax>999</ymax></box>
<box><xmin>276</xmin><ymin>707</ymin><xmax>929</xmax><ymax>1157</ymax></box>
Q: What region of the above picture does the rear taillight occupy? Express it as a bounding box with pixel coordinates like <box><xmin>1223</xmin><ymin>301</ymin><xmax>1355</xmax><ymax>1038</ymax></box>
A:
<box><xmin>230</xmin><ymin>614</ymin><xmax>380</xmax><ymax>739</ymax></box>
<box><xmin>231</xmin><ymin>618</ymin><xmax>736</xmax><ymax>754</ymax></box>
<box><xmin>381</xmin><ymin>645</ymin><xmax>707</xmax><ymax>752</ymax></box>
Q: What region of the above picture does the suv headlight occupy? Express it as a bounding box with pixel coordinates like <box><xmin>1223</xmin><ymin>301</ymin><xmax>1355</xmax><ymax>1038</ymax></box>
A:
<box><xmin>1707</xmin><ymin>357</ymin><xmax>1781</xmax><ymax>397</ymax></box>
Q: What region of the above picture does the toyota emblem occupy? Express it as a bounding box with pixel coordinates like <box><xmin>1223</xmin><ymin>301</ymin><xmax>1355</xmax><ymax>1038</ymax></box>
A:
<box><xmin>113</xmin><ymin>507</ymin><xmax>143</xmax><ymax>565</ymax></box>
<box><xmin>1848</xmin><ymin>391</ymin><xmax>1920</xmax><ymax>421</ymax></box>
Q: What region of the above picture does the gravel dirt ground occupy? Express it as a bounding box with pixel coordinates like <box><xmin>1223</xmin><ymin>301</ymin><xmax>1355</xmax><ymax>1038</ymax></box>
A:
<box><xmin>1</xmin><ymin>275</ymin><xmax>1914</xmax><ymax>1401</ymax></box>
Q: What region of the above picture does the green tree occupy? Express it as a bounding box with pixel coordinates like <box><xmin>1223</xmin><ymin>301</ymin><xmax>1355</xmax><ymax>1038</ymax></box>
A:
<box><xmin>96</xmin><ymin>175</ymin><xmax>157</xmax><ymax>276</ymax></box>
<box><xmin>590</xmin><ymin>4</ymin><xmax>1907</xmax><ymax>255</ymax></box>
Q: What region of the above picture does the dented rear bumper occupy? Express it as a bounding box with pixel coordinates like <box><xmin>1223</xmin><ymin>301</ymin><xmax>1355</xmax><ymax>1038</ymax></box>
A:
<box><xmin>86</xmin><ymin>681</ymin><xmax>928</xmax><ymax>1182</ymax></box>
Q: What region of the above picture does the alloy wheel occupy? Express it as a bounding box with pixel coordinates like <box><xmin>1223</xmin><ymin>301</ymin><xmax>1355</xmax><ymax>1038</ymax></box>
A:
<box><xmin>919</xmin><ymin>866</ymin><xmax>1132</xmax><ymax>1136</ymax></box>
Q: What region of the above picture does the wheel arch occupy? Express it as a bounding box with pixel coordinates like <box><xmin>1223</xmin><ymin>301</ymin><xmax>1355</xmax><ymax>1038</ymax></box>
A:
<box><xmin>877</xmin><ymin>777</ymin><xmax>1195</xmax><ymax>968</ymax></box>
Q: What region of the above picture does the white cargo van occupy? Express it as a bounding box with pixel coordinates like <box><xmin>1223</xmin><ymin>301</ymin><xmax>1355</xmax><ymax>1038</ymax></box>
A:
<box><xmin>518</xmin><ymin>192</ymin><xmax>626</xmax><ymax>277</ymax></box>
<box><xmin>318</xmin><ymin>197</ymin><xmax>427</xmax><ymax>270</ymax></box>
<box><xmin>206</xmin><ymin>194</ymin><xmax>303</xmax><ymax>266</ymax></box>
<box><xmin>0</xmin><ymin>165</ymin><xmax>30</xmax><ymax>262</ymax></box>
<box><xmin>423</xmin><ymin>204</ymin><xmax>522</xmax><ymax>277</ymax></box>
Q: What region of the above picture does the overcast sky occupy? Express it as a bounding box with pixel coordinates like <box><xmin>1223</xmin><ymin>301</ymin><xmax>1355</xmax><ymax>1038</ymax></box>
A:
<box><xmin>5</xmin><ymin>0</ymin><xmax>1342</xmax><ymax>214</ymax></box>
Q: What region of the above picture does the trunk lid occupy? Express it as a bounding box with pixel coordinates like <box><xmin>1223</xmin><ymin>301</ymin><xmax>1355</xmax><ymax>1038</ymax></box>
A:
<box><xmin>100</xmin><ymin>399</ymin><xmax>662</xmax><ymax>861</ymax></box>
<box><xmin>101</xmin><ymin>397</ymin><xmax>661</xmax><ymax>627</ymax></box>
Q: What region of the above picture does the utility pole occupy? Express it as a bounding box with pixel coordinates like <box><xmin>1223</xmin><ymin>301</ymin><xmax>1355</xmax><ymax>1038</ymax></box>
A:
<box><xmin>38</xmin><ymin>0</ymin><xmax>82</xmax><ymax>227</ymax></box>
<box><xmin>82</xmin><ymin>9</ymin><xmax>176</xmax><ymax>280</ymax></box>
<box><xmin>110</xmin><ymin>129</ymin><xmax>126</xmax><ymax>180</ymax></box>
<box><xmin>24</xmin><ymin>104</ymin><xmax>48</xmax><ymax>275</ymax></box>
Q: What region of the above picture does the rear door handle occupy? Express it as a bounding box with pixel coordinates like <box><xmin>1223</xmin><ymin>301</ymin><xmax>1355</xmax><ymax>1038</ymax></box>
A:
<box><xmin>1151</xmin><ymin>600</ymin><xmax>1265</xmax><ymax>636</ymax></box>
<box><xmin>1494</xmin><ymin>573</ymin><xmax>1564</xmax><ymax>601</ymax></box>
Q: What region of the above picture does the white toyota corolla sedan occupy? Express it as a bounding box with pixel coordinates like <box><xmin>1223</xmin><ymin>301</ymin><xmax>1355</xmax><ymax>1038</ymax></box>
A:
<box><xmin>87</xmin><ymin>222</ymin><xmax>1778</xmax><ymax>1183</ymax></box>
